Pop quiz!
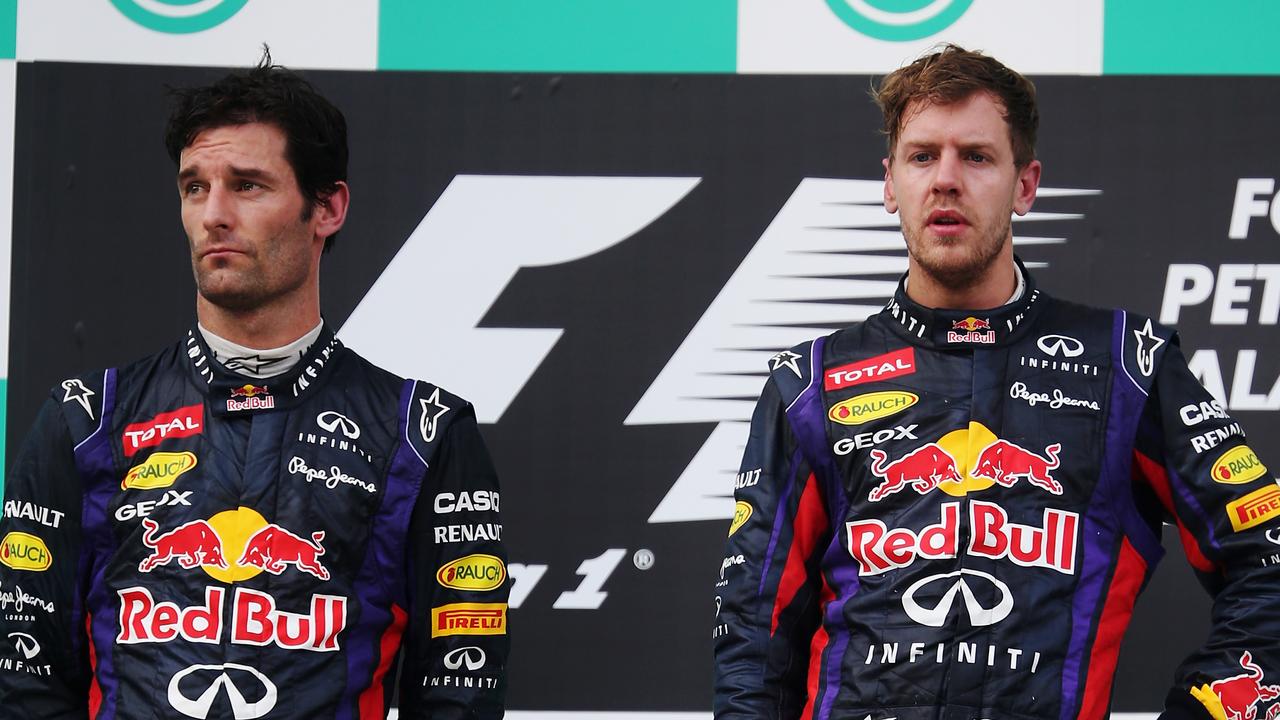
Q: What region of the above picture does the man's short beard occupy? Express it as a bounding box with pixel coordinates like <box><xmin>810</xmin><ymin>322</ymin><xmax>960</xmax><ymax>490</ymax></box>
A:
<box><xmin>903</xmin><ymin>216</ymin><xmax>1010</xmax><ymax>293</ymax></box>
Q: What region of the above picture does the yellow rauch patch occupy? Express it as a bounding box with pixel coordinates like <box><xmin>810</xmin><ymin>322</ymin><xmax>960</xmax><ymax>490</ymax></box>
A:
<box><xmin>828</xmin><ymin>391</ymin><xmax>918</xmax><ymax>426</ymax></box>
<box><xmin>1211</xmin><ymin>446</ymin><xmax>1267</xmax><ymax>485</ymax></box>
<box><xmin>728</xmin><ymin>501</ymin><xmax>753</xmax><ymax>536</ymax></box>
<box><xmin>122</xmin><ymin>451</ymin><xmax>198</xmax><ymax>490</ymax></box>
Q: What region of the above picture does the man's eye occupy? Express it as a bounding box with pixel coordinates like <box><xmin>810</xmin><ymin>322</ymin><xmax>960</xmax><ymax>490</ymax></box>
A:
<box><xmin>238</xmin><ymin>181</ymin><xmax>261</xmax><ymax>191</ymax></box>
<box><xmin>967</xmin><ymin>153</ymin><xmax>987</xmax><ymax>163</ymax></box>
<box><xmin>183</xmin><ymin>184</ymin><xmax>204</xmax><ymax>196</ymax></box>
<box><xmin>911</xmin><ymin>152</ymin><xmax>931</xmax><ymax>163</ymax></box>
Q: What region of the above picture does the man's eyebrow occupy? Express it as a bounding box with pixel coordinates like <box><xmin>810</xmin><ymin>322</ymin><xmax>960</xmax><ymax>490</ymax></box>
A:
<box><xmin>228</xmin><ymin>166</ymin><xmax>274</xmax><ymax>181</ymax></box>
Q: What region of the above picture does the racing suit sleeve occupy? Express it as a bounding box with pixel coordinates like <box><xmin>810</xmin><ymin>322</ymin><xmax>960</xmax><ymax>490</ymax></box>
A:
<box><xmin>714</xmin><ymin>378</ymin><xmax>830</xmax><ymax>720</ymax></box>
<box><xmin>399</xmin><ymin>403</ymin><xmax>508</xmax><ymax>719</ymax></box>
<box><xmin>0</xmin><ymin>399</ymin><xmax>90</xmax><ymax>717</ymax></box>
<box><xmin>1130</xmin><ymin>338</ymin><xmax>1280</xmax><ymax>720</ymax></box>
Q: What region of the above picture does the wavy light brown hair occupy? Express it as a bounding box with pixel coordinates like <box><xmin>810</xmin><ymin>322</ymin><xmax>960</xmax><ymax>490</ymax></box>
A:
<box><xmin>873</xmin><ymin>44</ymin><xmax>1039</xmax><ymax>168</ymax></box>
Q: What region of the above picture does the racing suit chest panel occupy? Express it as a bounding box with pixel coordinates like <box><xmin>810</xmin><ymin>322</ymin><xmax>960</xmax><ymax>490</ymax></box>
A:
<box><xmin>811</xmin><ymin>300</ymin><xmax>1127</xmax><ymax>719</ymax></box>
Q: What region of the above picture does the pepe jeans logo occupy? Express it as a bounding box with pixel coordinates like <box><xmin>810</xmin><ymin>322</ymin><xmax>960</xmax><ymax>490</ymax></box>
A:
<box><xmin>110</xmin><ymin>0</ymin><xmax>248</xmax><ymax>34</ymax></box>
<box><xmin>824</xmin><ymin>0</ymin><xmax>973</xmax><ymax>42</ymax></box>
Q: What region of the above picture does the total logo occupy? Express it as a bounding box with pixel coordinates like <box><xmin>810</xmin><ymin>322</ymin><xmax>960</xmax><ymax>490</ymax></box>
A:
<box><xmin>825</xmin><ymin>348</ymin><xmax>916</xmax><ymax>391</ymax></box>
<box><xmin>123</xmin><ymin>405</ymin><xmax>204</xmax><ymax>457</ymax></box>
<box><xmin>136</xmin><ymin>509</ymin><xmax>329</xmax><ymax>582</ymax></box>
<box><xmin>947</xmin><ymin>317</ymin><xmax>994</xmax><ymax>344</ymax></box>
<box><xmin>865</xmin><ymin>422</ymin><xmax>1063</xmax><ymax>502</ymax></box>
<box><xmin>227</xmin><ymin>384</ymin><xmax>275</xmax><ymax>412</ymax></box>
<box><xmin>848</xmin><ymin>501</ymin><xmax>1079</xmax><ymax>576</ymax></box>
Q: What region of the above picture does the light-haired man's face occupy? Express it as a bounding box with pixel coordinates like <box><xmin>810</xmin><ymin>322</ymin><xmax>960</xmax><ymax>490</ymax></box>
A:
<box><xmin>883</xmin><ymin>91</ymin><xmax>1040</xmax><ymax>291</ymax></box>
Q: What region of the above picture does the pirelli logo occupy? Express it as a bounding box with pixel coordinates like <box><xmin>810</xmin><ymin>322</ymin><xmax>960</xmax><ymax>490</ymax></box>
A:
<box><xmin>1227</xmin><ymin>485</ymin><xmax>1280</xmax><ymax>532</ymax></box>
<box><xmin>431</xmin><ymin>602</ymin><xmax>507</xmax><ymax>638</ymax></box>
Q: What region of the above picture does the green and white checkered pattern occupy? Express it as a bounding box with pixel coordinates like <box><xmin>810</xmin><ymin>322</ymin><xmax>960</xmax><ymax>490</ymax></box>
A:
<box><xmin>7</xmin><ymin>1</ymin><xmax>1280</xmax><ymax>74</ymax></box>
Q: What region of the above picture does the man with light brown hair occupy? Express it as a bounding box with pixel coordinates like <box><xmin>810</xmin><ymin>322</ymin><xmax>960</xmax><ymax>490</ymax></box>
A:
<box><xmin>713</xmin><ymin>44</ymin><xmax>1280</xmax><ymax>720</ymax></box>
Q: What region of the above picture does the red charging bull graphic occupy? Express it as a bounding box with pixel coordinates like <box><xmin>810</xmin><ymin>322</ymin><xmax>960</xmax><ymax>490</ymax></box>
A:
<box><xmin>867</xmin><ymin>444</ymin><xmax>963</xmax><ymax>502</ymax></box>
<box><xmin>1210</xmin><ymin>652</ymin><xmax>1280</xmax><ymax>720</ymax></box>
<box><xmin>238</xmin><ymin>525</ymin><xmax>330</xmax><ymax>581</ymax></box>
<box><xmin>971</xmin><ymin>440</ymin><xmax>1063</xmax><ymax>495</ymax></box>
<box><xmin>138</xmin><ymin>518</ymin><xmax>228</xmax><ymax>572</ymax></box>
<box><xmin>230</xmin><ymin>384</ymin><xmax>269</xmax><ymax>398</ymax></box>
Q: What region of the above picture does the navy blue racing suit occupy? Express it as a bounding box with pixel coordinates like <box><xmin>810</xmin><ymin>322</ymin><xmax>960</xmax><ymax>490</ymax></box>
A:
<box><xmin>713</xmin><ymin>265</ymin><xmax>1280</xmax><ymax>720</ymax></box>
<box><xmin>0</xmin><ymin>325</ymin><xmax>508</xmax><ymax>719</ymax></box>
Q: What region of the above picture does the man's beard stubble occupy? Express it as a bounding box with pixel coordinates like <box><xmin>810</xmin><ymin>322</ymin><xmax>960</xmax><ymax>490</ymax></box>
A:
<box><xmin>902</xmin><ymin>214</ymin><xmax>1011</xmax><ymax>293</ymax></box>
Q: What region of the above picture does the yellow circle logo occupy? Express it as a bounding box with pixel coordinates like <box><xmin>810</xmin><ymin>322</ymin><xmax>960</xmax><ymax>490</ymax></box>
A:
<box><xmin>202</xmin><ymin>507</ymin><xmax>269</xmax><ymax>583</ymax></box>
<box><xmin>1213</xmin><ymin>446</ymin><xmax>1267</xmax><ymax>485</ymax></box>
<box><xmin>728</xmin><ymin>501</ymin><xmax>753</xmax><ymax>536</ymax></box>
<box><xmin>829</xmin><ymin>391</ymin><xmax>918</xmax><ymax>426</ymax></box>
<box><xmin>437</xmin><ymin>554</ymin><xmax>507</xmax><ymax>591</ymax></box>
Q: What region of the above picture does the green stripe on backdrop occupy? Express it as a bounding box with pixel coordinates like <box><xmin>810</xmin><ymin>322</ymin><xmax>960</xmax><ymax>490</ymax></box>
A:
<box><xmin>1104</xmin><ymin>0</ymin><xmax>1280</xmax><ymax>74</ymax></box>
<box><xmin>378</xmin><ymin>0</ymin><xmax>736</xmax><ymax>72</ymax></box>
<box><xmin>0</xmin><ymin>0</ymin><xmax>14</xmax><ymax>59</ymax></box>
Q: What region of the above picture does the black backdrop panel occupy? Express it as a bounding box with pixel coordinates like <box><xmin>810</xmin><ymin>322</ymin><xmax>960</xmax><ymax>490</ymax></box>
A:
<box><xmin>9</xmin><ymin>62</ymin><xmax>1280</xmax><ymax>711</ymax></box>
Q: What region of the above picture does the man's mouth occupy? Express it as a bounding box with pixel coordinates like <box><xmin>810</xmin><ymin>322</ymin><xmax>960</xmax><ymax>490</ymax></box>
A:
<box><xmin>926</xmin><ymin>210</ymin><xmax>968</xmax><ymax>234</ymax></box>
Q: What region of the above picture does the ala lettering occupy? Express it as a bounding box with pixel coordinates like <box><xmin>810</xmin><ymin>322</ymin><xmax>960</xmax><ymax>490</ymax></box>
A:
<box><xmin>435</xmin><ymin>491</ymin><xmax>500</xmax><ymax>514</ymax></box>
<box><xmin>3</xmin><ymin>501</ymin><xmax>64</xmax><ymax>529</ymax></box>
<box><xmin>1185</xmin><ymin>349</ymin><xmax>1280</xmax><ymax>413</ymax></box>
<box><xmin>833</xmin><ymin>425</ymin><xmax>919</xmax><ymax>456</ymax></box>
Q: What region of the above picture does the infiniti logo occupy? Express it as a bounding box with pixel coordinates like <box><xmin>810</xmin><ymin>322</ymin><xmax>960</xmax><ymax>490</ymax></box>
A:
<box><xmin>8</xmin><ymin>632</ymin><xmax>39</xmax><ymax>659</ymax></box>
<box><xmin>1267</xmin><ymin>528</ymin><xmax>1280</xmax><ymax>546</ymax></box>
<box><xmin>902</xmin><ymin>569</ymin><xmax>1014</xmax><ymax>627</ymax></box>
<box><xmin>444</xmin><ymin>646</ymin><xmax>487</xmax><ymax>671</ymax></box>
<box><xmin>317</xmin><ymin>411</ymin><xmax>361</xmax><ymax>439</ymax></box>
<box><xmin>1036</xmin><ymin>334</ymin><xmax>1084</xmax><ymax>358</ymax></box>
<box><xmin>168</xmin><ymin>663</ymin><xmax>277</xmax><ymax>720</ymax></box>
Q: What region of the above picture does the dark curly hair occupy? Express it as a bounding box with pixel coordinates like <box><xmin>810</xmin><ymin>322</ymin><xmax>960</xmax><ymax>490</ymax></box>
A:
<box><xmin>873</xmin><ymin>44</ymin><xmax>1039</xmax><ymax>169</ymax></box>
<box><xmin>164</xmin><ymin>49</ymin><xmax>348</xmax><ymax>251</ymax></box>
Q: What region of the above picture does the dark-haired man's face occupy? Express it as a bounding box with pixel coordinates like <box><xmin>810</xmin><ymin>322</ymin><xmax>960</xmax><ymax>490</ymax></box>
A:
<box><xmin>177</xmin><ymin>122</ymin><xmax>324</xmax><ymax>314</ymax></box>
<box><xmin>882</xmin><ymin>91</ymin><xmax>1040</xmax><ymax>291</ymax></box>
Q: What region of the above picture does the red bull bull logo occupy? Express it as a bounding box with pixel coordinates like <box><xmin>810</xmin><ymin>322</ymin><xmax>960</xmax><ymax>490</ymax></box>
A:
<box><xmin>847</xmin><ymin>500</ymin><xmax>1078</xmax><ymax>576</ymax></box>
<box><xmin>238</xmin><ymin>525</ymin><xmax>330</xmax><ymax>581</ymax></box>
<box><xmin>116</xmin><ymin>585</ymin><xmax>346</xmax><ymax>652</ymax></box>
<box><xmin>866</xmin><ymin>430</ymin><xmax>1063</xmax><ymax>502</ymax></box>
<box><xmin>1201</xmin><ymin>652</ymin><xmax>1280</xmax><ymax>720</ymax></box>
<box><xmin>947</xmin><ymin>316</ymin><xmax>995</xmax><ymax>344</ymax></box>
<box><xmin>227</xmin><ymin>385</ymin><xmax>275</xmax><ymax>412</ymax></box>
<box><xmin>136</xmin><ymin>510</ymin><xmax>330</xmax><ymax>583</ymax></box>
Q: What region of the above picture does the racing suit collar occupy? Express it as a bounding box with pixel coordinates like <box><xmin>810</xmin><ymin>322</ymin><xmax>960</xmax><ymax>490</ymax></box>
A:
<box><xmin>184</xmin><ymin>323</ymin><xmax>345</xmax><ymax>417</ymax></box>
<box><xmin>883</xmin><ymin>256</ymin><xmax>1043</xmax><ymax>349</ymax></box>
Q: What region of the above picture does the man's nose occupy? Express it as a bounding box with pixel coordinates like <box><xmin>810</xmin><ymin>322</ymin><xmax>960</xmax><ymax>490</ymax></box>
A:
<box><xmin>201</xmin><ymin>186</ymin><xmax>234</xmax><ymax>231</ymax></box>
<box><xmin>931</xmin><ymin>152</ymin><xmax>962</xmax><ymax>195</ymax></box>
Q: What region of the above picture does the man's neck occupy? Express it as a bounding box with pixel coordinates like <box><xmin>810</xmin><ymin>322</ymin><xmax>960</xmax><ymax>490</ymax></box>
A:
<box><xmin>195</xmin><ymin>296</ymin><xmax>322</xmax><ymax>350</ymax></box>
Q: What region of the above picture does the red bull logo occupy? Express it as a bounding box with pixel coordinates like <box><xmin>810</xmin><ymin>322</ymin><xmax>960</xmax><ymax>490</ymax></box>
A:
<box><xmin>971</xmin><ymin>440</ymin><xmax>1063</xmax><ymax>495</ymax></box>
<box><xmin>865</xmin><ymin>425</ymin><xmax>1064</xmax><ymax>502</ymax></box>
<box><xmin>1202</xmin><ymin>652</ymin><xmax>1280</xmax><ymax>720</ymax></box>
<box><xmin>227</xmin><ymin>385</ymin><xmax>275</xmax><ymax>412</ymax></box>
<box><xmin>116</xmin><ymin>585</ymin><xmax>346</xmax><ymax>652</ymax></box>
<box><xmin>136</xmin><ymin>509</ymin><xmax>330</xmax><ymax>583</ymax></box>
<box><xmin>238</xmin><ymin>525</ymin><xmax>330</xmax><ymax>581</ymax></box>
<box><xmin>847</xmin><ymin>500</ymin><xmax>1078</xmax><ymax>576</ymax></box>
<box><xmin>824</xmin><ymin>348</ymin><xmax>915</xmax><ymax>391</ymax></box>
<box><xmin>947</xmin><ymin>316</ymin><xmax>995</xmax><ymax>344</ymax></box>
<box><xmin>138</xmin><ymin>518</ymin><xmax>228</xmax><ymax>572</ymax></box>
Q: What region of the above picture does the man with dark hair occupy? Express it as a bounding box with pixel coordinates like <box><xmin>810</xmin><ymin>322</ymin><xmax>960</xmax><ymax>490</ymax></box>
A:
<box><xmin>0</xmin><ymin>56</ymin><xmax>508</xmax><ymax>719</ymax></box>
<box><xmin>713</xmin><ymin>44</ymin><xmax>1280</xmax><ymax>720</ymax></box>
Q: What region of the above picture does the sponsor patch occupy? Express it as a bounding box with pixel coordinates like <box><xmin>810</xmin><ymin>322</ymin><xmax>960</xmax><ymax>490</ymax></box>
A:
<box><xmin>1212</xmin><ymin>446</ymin><xmax>1268</xmax><ymax>485</ymax></box>
<box><xmin>0</xmin><ymin>533</ymin><xmax>52</xmax><ymax>572</ymax></box>
<box><xmin>1228</xmin><ymin>486</ymin><xmax>1280</xmax><ymax>532</ymax></box>
<box><xmin>431</xmin><ymin>603</ymin><xmax>507</xmax><ymax>637</ymax></box>
<box><xmin>122</xmin><ymin>451</ymin><xmax>198</xmax><ymax>490</ymax></box>
<box><xmin>123</xmin><ymin>405</ymin><xmax>203</xmax><ymax>457</ymax></box>
<box><xmin>829</xmin><ymin>391</ymin><xmax>918</xmax><ymax>426</ymax></box>
<box><xmin>728</xmin><ymin>501</ymin><xmax>752</xmax><ymax>537</ymax></box>
<box><xmin>227</xmin><ymin>384</ymin><xmax>275</xmax><ymax>412</ymax></box>
<box><xmin>2</xmin><ymin>500</ymin><xmax>65</xmax><ymax>529</ymax></box>
<box><xmin>436</xmin><ymin>555</ymin><xmax>507</xmax><ymax>592</ymax></box>
<box><xmin>824</xmin><ymin>348</ymin><xmax>915</xmax><ymax>391</ymax></box>
<box><xmin>947</xmin><ymin>317</ymin><xmax>995</xmax><ymax>344</ymax></box>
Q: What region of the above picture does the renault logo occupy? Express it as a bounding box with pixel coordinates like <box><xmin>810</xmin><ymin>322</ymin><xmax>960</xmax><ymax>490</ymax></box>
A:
<box><xmin>443</xmin><ymin>646</ymin><xmax>487</xmax><ymax>671</ymax></box>
<box><xmin>1036</xmin><ymin>334</ymin><xmax>1084</xmax><ymax>358</ymax></box>
<box><xmin>168</xmin><ymin>663</ymin><xmax>277</xmax><ymax>720</ymax></box>
<box><xmin>901</xmin><ymin>569</ymin><xmax>1013</xmax><ymax>627</ymax></box>
<box><xmin>317</xmin><ymin>411</ymin><xmax>361</xmax><ymax>439</ymax></box>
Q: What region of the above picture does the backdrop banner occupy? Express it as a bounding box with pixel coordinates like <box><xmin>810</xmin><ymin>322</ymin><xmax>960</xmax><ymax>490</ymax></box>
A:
<box><xmin>9</xmin><ymin>62</ymin><xmax>1280</xmax><ymax>712</ymax></box>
